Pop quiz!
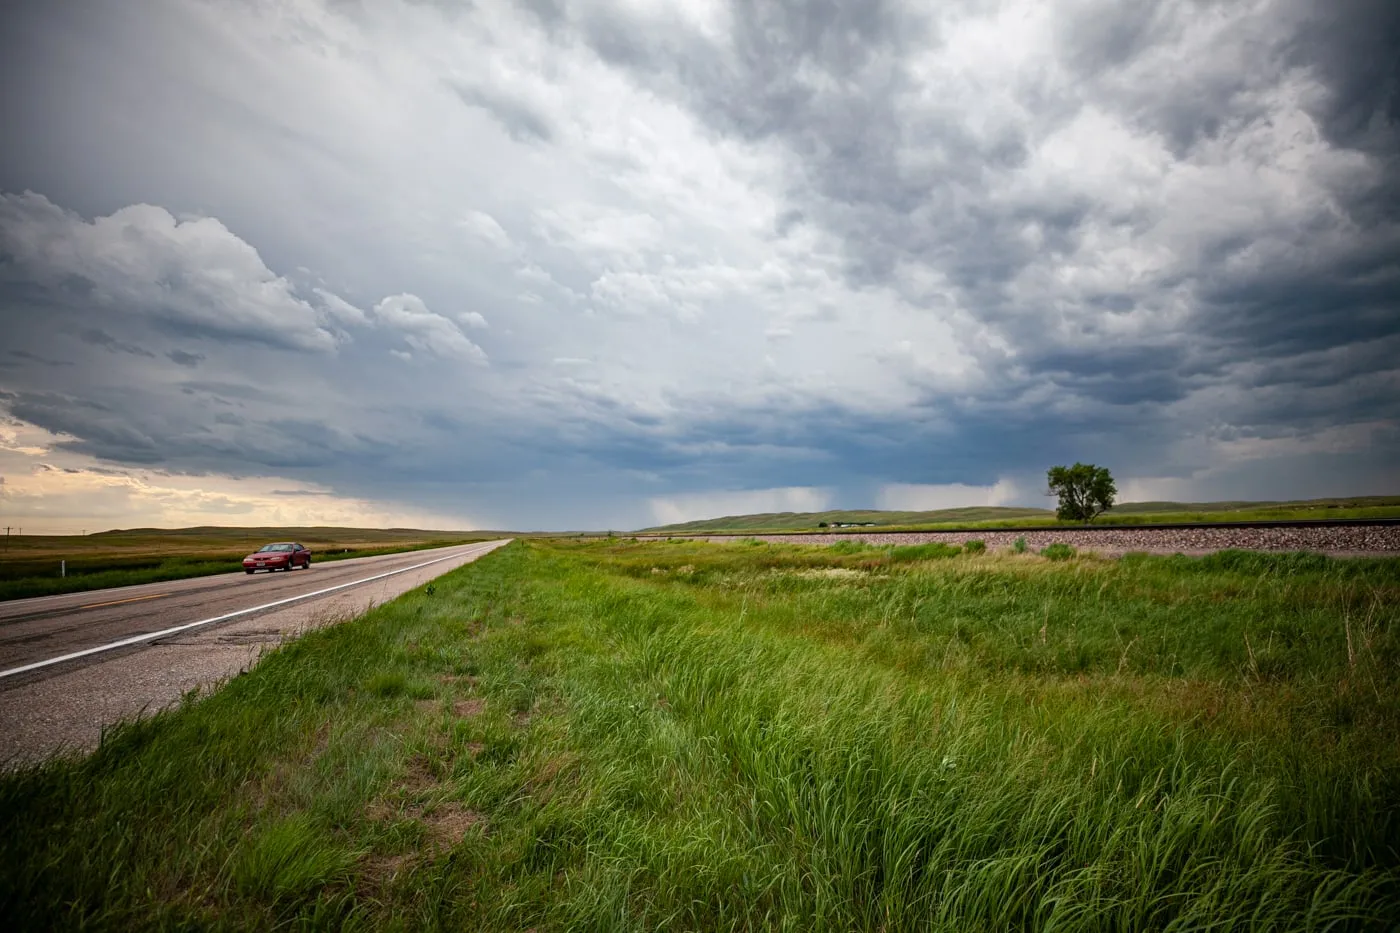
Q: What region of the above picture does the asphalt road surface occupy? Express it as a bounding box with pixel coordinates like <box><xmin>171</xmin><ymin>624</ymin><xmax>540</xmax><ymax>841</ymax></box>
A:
<box><xmin>0</xmin><ymin>540</ymin><xmax>509</xmax><ymax>766</ymax></box>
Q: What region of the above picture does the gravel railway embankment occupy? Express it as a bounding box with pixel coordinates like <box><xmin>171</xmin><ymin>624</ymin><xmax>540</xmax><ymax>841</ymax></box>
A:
<box><xmin>689</xmin><ymin>523</ymin><xmax>1400</xmax><ymax>555</ymax></box>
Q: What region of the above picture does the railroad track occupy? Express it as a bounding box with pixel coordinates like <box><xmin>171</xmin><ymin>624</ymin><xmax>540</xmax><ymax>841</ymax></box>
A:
<box><xmin>667</xmin><ymin>517</ymin><xmax>1400</xmax><ymax>537</ymax></box>
<box><xmin>663</xmin><ymin>520</ymin><xmax>1400</xmax><ymax>554</ymax></box>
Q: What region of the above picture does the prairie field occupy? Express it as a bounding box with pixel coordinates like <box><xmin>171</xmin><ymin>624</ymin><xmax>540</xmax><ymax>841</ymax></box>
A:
<box><xmin>2</xmin><ymin>539</ymin><xmax>1397</xmax><ymax>930</ymax></box>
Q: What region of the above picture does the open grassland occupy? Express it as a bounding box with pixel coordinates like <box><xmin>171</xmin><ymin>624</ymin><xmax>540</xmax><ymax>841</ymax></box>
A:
<box><xmin>640</xmin><ymin>495</ymin><xmax>1400</xmax><ymax>534</ymax></box>
<box><xmin>0</xmin><ymin>526</ymin><xmax>501</xmax><ymax>601</ymax></box>
<box><xmin>2</xmin><ymin>539</ymin><xmax>1397</xmax><ymax>930</ymax></box>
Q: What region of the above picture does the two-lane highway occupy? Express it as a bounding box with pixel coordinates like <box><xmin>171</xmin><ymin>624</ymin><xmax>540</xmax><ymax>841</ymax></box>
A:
<box><xmin>0</xmin><ymin>540</ymin><xmax>509</xmax><ymax>765</ymax></box>
<box><xmin>0</xmin><ymin>541</ymin><xmax>504</xmax><ymax>679</ymax></box>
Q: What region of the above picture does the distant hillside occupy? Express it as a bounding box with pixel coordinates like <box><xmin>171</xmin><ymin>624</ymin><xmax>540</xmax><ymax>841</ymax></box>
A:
<box><xmin>640</xmin><ymin>506</ymin><xmax>1053</xmax><ymax>534</ymax></box>
<box><xmin>1111</xmin><ymin>496</ymin><xmax>1400</xmax><ymax>514</ymax></box>
<box><xmin>638</xmin><ymin>496</ymin><xmax>1400</xmax><ymax>534</ymax></box>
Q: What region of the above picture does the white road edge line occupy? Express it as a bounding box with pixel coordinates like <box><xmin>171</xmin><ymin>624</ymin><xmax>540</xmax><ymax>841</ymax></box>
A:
<box><xmin>0</xmin><ymin>541</ymin><xmax>506</xmax><ymax>681</ymax></box>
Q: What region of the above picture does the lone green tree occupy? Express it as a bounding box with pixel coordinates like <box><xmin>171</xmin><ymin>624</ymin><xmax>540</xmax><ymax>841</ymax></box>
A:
<box><xmin>1047</xmin><ymin>463</ymin><xmax>1116</xmax><ymax>523</ymax></box>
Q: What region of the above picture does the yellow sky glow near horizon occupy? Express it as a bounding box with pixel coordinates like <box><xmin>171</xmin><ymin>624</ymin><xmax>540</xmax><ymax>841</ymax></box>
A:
<box><xmin>0</xmin><ymin>417</ymin><xmax>480</xmax><ymax>535</ymax></box>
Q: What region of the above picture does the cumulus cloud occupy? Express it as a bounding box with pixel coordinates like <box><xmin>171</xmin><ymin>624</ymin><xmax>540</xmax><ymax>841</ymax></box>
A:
<box><xmin>0</xmin><ymin>192</ymin><xmax>341</xmax><ymax>352</ymax></box>
<box><xmin>372</xmin><ymin>294</ymin><xmax>488</xmax><ymax>363</ymax></box>
<box><xmin>456</xmin><ymin>210</ymin><xmax>514</xmax><ymax>251</ymax></box>
<box><xmin>313</xmin><ymin>288</ymin><xmax>370</xmax><ymax>326</ymax></box>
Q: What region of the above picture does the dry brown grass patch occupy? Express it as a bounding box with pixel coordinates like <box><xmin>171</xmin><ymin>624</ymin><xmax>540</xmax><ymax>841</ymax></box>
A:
<box><xmin>422</xmin><ymin>802</ymin><xmax>488</xmax><ymax>845</ymax></box>
<box><xmin>454</xmin><ymin>697</ymin><xmax>486</xmax><ymax>718</ymax></box>
<box><xmin>361</xmin><ymin>851</ymin><xmax>414</xmax><ymax>887</ymax></box>
<box><xmin>401</xmin><ymin>753</ymin><xmax>443</xmax><ymax>791</ymax></box>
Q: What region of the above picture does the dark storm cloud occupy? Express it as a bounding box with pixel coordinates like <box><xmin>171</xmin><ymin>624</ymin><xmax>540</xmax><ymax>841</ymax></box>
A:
<box><xmin>1288</xmin><ymin>0</ymin><xmax>1400</xmax><ymax>154</ymax></box>
<box><xmin>20</xmin><ymin>386</ymin><xmax>379</xmax><ymax>473</ymax></box>
<box><xmin>1056</xmin><ymin>0</ymin><xmax>1164</xmax><ymax>73</ymax></box>
<box><xmin>1196</xmin><ymin>254</ymin><xmax>1400</xmax><ymax>357</ymax></box>
<box><xmin>81</xmin><ymin>328</ymin><xmax>156</xmax><ymax>359</ymax></box>
<box><xmin>524</xmin><ymin>378</ymin><xmax>1160</xmax><ymax>498</ymax></box>
<box><xmin>550</xmin><ymin>3</ymin><xmax>1024</xmax><ymax>247</ymax></box>
<box><xmin>166</xmin><ymin>350</ymin><xmax>205</xmax><ymax>367</ymax></box>
<box><xmin>8</xmin><ymin>350</ymin><xmax>72</xmax><ymax>368</ymax></box>
<box><xmin>550</xmin><ymin>0</ymin><xmax>1399</xmax><ymax>429</ymax></box>
<box><xmin>7</xmin><ymin>391</ymin><xmax>164</xmax><ymax>463</ymax></box>
<box><xmin>1053</xmin><ymin>1</ymin><xmax>1281</xmax><ymax>158</ymax></box>
<box><xmin>1028</xmin><ymin>345</ymin><xmax>1201</xmax><ymax>406</ymax></box>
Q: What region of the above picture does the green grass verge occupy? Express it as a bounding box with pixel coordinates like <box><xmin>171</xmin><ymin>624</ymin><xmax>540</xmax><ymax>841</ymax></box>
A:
<box><xmin>2</xmin><ymin>540</ymin><xmax>1397</xmax><ymax>929</ymax></box>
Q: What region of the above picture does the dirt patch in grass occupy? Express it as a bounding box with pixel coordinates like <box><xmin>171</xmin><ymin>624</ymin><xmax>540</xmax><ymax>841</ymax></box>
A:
<box><xmin>363</xmin><ymin>751</ymin><xmax>490</xmax><ymax>869</ymax></box>
<box><xmin>454</xmin><ymin>698</ymin><xmax>486</xmax><ymax>718</ymax></box>
<box><xmin>361</xmin><ymin>851</ymin><xmax>414</xmax><ymax>887</ymax></box>
<box><xmin>439</xmin><ymin>673</ymin><xmax>482</xmax><ymax>695</ymax></box>
<box><xmin>406</xmin><ymin>754</ymin><xmax>441</xmax><ymax>788</ymax></box>
<box><xmin>422</xmin><ymin>802</ymin><xmax>488</xmax><ymax>845</ymax></box>
<box><xmin>358</xmin><ymin>803</ymin><xmax>484</xmax><ymax>892</ymax></box>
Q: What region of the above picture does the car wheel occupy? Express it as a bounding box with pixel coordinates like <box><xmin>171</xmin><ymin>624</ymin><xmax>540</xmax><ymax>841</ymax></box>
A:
<box><xmin>304</xmin><ymin>557</ymin><xmax>311</xmax><ymax>569</ymax></box>
<box><xmin>245</xmin><ymin>569</ymin><xmax>254</xmax><ymax>575</ymax></box>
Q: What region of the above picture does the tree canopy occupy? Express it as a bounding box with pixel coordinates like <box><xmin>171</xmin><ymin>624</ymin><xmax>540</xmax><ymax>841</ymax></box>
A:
<box><xmin>1047</xmin><ymin>463</ymin><xmax>1117</xmax><ymax>523</ymax></box>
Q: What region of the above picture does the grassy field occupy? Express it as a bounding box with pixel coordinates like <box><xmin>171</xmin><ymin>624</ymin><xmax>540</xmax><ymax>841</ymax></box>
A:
<box><xmin>2</xmin><ymin>539</ymin><xmax>1397</xmax><ymax>930</ymax></box>
<box><xmin>640</xmin><ymin>495</ymin><xmax>1400</xmax><ymax>534</ymax></box>
<box><xmin>0</xmin><ymin>526</ymin><xmax>501</xmax><ymax>601</ymax></box>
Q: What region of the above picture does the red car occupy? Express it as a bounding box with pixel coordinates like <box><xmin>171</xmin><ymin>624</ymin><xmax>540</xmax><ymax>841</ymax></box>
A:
<box><xmin>243</xmin><ymin>542</ymin><xmax>312</xmax><ymax>573</ymax></box>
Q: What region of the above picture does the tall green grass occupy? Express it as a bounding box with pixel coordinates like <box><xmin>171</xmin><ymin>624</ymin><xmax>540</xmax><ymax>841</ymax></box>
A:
<box><xmin>1</xmin><ymin>540</ymin><xmax>1396</xmax><ymax>929</ymax></box>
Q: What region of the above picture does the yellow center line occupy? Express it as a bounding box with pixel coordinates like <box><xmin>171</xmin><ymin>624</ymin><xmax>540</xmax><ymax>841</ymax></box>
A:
<box><xmin>79</xmin><ymin>593</ymin><xmax>172</xmax><ymax>610</ymax></box>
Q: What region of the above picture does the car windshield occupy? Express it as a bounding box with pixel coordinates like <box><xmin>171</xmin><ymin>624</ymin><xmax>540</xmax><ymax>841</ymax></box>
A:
<box><xmin>257</xmin><ymin>544</ymin><xmax>294</xmax><ymax>552</ymax></box>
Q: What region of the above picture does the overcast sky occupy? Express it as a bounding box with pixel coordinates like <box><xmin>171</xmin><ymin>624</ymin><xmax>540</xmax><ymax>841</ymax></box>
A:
<box><xmin>1</xmin><ymin>0</ymin><xmax>1396</xmax><ymax>533</ymax></box>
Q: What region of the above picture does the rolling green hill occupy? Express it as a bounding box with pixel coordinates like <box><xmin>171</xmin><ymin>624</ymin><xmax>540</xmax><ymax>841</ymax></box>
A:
<box><xmin>638</xmin><ymin>495</ymin><xmax>1400</xmax><ymax>534</ymax></box>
